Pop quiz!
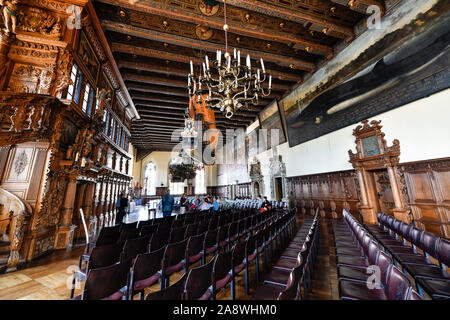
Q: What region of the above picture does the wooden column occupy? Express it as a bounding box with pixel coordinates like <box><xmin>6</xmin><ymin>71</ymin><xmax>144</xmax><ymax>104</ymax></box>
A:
<box><xmin>355</xmin><ymin>166</ymin><xmax>377</xmax><ymax>224</ymax></box>
<box><xmin>0</xmin><ymin>31</ymin><xmax>14</xmax><ymax>90</ymax></box>
<box><xmin>55</xmin><ymin>174</ymin><xmax>78</xmax><ymax>249</ymax></box>
<box><xmin>386</xmin><ymin>164</ymin><xmax>410</xmax><ymax>222</ymax></box>
<box><xmin>102</xmin><ymin>178</ymin><xmax>110</xmax><ymax>226</ymax></box>
<box><xmin>81</xmin><ymin>182</ymin><xmax>95</xmax><ymax>237</ymax></box>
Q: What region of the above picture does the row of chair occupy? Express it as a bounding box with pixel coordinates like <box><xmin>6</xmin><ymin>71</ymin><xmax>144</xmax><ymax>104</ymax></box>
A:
<box><xmin>250</xmin><ymin>210</ymin><xmax>320</xmax><ymax>300</ymax></box>
<box><xmin>333</xmin><ymin>210</ymin><xmax>422</xmax><ymax>300</ymax></box>
<box><xmin>143</xmin><ymin>208</ymin><xmax>298</xmax><ymax>300</ymax></box>
<box><xmin>365</xmin><ymin>212</ymin><xmax>449</xmax><ymax>299</ymax></box>
<box><xmin>70</xmin><ymin>207</ymin><xmax>287</xmax><ymax>299</ymax></box>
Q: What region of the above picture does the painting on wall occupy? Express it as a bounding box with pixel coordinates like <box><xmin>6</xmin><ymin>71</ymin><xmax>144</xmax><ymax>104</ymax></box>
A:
<box><xmin>258</xmin><ymin>100</ymin><xmax>286</xmax><ymax>151</ymax></box>
<box><xmin>282</xmin><ymin>22</ymin><xmax>450</xmax><ymax>148</ymax></box>
<box><xmin>77</xmin><ymin>30</ymin><xmax>100</xmax><ymax>81</ymax></box>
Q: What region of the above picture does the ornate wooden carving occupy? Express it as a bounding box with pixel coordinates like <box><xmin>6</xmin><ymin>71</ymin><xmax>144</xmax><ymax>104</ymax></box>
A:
<box><xmin>349</xmin><ymin>119</ymin><xmax>409</xmax><ymax>224</ymax></box>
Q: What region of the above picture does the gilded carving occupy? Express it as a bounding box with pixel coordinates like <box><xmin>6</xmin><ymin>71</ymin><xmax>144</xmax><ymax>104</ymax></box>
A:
<box><xmin>53</xmin><ymin>48</ymin><xmax>73</xmax><ymax>97</ymax></box>
<box><xmin>0</xmin><ymin>0</ymin><xmax>20</xmax><ymax>34</ymax></box>
<box><xmin>20</xmin><ymin>7</ymin><xmax>61</xmax><ymax>36</ymax></box>
<box><xmin>13</xmin><ymin>149</ymin><xmax>28</xmax><ymax>175</ymax></box>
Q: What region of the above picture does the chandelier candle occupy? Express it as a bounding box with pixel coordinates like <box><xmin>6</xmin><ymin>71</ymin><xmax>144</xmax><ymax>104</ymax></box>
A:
<box><xmin>186</xmin><ymin>0</ymin><xmax>271</xmax><ymax>119</ymax></box>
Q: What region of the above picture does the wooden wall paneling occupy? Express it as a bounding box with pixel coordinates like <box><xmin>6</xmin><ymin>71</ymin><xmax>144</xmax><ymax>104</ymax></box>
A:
<box><xmin>0</xmin><ymin>146</ymin><xmax>10</xmax><ymax>182</ymax></box>
<box><xmin>400</xmin><ymin>158</ymin><xmax>450</xmax><ymax>239</ymax></box>
<box><xmin>26</xmin><ymin>149</ymin><xmax>47</xmax><ymax>201</ymax></box>
<box><xmin>286</xmin><ymin>170</ymin><xmax>360</xmax><ymax>219</ymax></box>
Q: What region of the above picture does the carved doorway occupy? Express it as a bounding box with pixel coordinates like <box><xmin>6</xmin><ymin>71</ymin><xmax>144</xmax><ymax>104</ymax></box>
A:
<box><xmin>364</xmin><ymin>169</ymin><xmax>395</xmax><ymax>215</ymax></box>
<box><xmin>349</xmin><ymin>120</ymin><xmax>409</xmax><ymax>224</ymax></box>
<box><xmin>253</xmin><ymin>181</ymin><xmax>260</xmax><ymax>198</ymax></box>
<box><xmin>274</xmin><ymin>177</ymin><xmax>283</xmax><ymax>202</ymax></box>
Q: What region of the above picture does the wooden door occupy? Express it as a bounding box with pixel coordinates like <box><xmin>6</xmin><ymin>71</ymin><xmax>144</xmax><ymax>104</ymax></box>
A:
<box><xmin>372</xmin><ymin>170</ymin><xmax>395</xmax><ymax>215</ymax></box>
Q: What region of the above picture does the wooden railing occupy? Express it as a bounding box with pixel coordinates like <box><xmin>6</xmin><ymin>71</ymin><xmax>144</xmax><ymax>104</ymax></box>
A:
<box><xmin>0</xmin><ymin>187</ymin><xmax>31</xmax><ymax>271</ymax></box>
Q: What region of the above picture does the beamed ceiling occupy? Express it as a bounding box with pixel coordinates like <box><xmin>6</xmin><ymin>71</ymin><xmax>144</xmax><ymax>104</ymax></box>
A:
<box><xmin>93</xmin><ymin>0</ymin><xmax>390</xmax><ymax>152</ymax></box>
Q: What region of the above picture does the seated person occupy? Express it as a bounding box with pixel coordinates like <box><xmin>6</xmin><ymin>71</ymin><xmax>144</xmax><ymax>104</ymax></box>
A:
<box><xmin>199</xmin><ymin>198</ymin><xmax>212</xmax><ymax>211</ymax></box>
<box><xmin>260</xmin><ymin>196</ymin><xmax>271</xmax><ymax>213</ymax></box>
<box><xmin>212</xmin><ymin>197</ymin><xmax>219</xmax><ymax>211</ymax></box>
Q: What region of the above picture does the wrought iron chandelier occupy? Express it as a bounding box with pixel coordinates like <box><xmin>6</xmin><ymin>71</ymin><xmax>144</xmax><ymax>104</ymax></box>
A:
<box><xmin>187</xmin><ymin>0</ymin><xmax>272</xmax><ymax>119</ymax></box>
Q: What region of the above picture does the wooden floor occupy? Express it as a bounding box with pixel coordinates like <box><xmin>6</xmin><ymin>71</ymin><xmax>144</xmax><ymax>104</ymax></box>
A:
<box><xmin>0</xmin><ymin>216</ymin><xmax>340</xmax><ymax>300</ymax></box>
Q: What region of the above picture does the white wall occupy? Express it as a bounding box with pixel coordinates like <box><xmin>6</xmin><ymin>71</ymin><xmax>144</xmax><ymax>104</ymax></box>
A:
<box><xmin>133</xmin><ymin>151</ymin><xmax>217</xmax><ymax>191</ymax></box>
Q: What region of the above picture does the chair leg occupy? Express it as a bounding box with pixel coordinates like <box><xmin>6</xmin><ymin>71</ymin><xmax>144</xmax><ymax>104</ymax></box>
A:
<box><xmin>255</xmin><ymin>256</ymin><xmax>260</xmax><ymax>282</ymax></box>
<box><xmin>245</xmin><ymin>265</ymin><xmax>249</xmax><ymax>295</ymax></box>
<box><xmin>70</xmin><ymin>271</ymin><xmax>76</xmax><ymax>299</ymax></box>
<box><xmin>231</xmin><ymin>275</ymin><xmax>235</xmax><ymax>300</ymax></box>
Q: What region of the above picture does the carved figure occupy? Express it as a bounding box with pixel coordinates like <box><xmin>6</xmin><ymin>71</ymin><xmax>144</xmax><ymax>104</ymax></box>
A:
<box><xmin>1</xmin><ymin>0</ymin><xmax>19</xmax><ymax>34</ymax></box>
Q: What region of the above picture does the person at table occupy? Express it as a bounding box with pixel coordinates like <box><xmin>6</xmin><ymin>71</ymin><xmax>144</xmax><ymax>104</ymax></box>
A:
<box><xmin>162</xmin><ymin>189</ymin><xmax>174</xmax><ymax>217</ymax></box>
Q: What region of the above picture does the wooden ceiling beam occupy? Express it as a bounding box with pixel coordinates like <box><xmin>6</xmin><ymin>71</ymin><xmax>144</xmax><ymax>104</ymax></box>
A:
<box><xmin>215</xmin><ymin>0</ymin><xmax>355</xmax><ymax>40</ymax></box>
<box><xmin>138</xmin><ymin>111</ymin><xmax>253</xmax><ymax>124</ymax></box>
<box><xmin>332</xmin><ymin>0</ymin><xmax>386</xmax><ymax>15</ymax></box>
<box><xmin>123</xmin><ymin>71</ymin><xmax>290</xmax><ymax>92</ymax></box>
<box><xmin>127</xmin><ymin>82</ymin><xmax>282</xmax><ymax>100</ymax></box>
<box><xmin>126</xmin><ymin>82</ymin><xmax>188</xmax><ymax>97</ymax></box>
<box><xmin>118</xmin><ymin>59</ymin><xmax>302</xmax><ymax>83</ymax></box>
<box><xmin>104</xmin><ymin>20</ymin><xmax>317</xmax><ymax>70</ymax></box>
<box><xmin>97</xmin><ymin>0</ymin><xmax>334</xmax><ymax>57</ymax></box>
<box><xmin>137</xmin><ymin>107</ymin><xmax>256</xmax><ymax>120</ymax></box>
<box><xmin>131</xmin><ymin>93</ymin><xmax>188</xmax><ymax>105</ymax></box>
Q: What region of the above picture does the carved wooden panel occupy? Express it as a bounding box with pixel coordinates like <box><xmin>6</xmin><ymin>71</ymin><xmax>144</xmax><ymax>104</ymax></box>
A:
<box><xmin>286</xmin><ymin>170</ymin><xmax>360</xmax><ymax>219</ymax></box>
<box><xmin>400</xmin><ymin>158</ymin><xmax>450</xmax><ymax>239</ymax></box>
<box><xmin>26</xmin><ymin>149</ymin><xmax>47</xmax><ymax>201</ymax></box>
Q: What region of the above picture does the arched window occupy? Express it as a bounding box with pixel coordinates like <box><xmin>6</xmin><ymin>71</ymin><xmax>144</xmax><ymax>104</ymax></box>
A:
<box><xmin>144</xmin><ymin>161</ymin><xmax>156</xmax><ymax>196</ymax></box>
<box><xmin>169</xmin><ymin>157</ymin><xmax>184</xmax><ymax>195</ymax></box>
<box><xmin>195</xmin><ymin>167</ymin><xmax>206</xmax><ymax>195</ymax></box>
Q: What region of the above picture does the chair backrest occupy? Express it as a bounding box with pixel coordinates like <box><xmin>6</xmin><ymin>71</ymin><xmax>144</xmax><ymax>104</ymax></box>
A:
<box><xmin>232</xmin><ymin>242</ymin><xmax>246</xmax><ymax>269</ymax></box>
<box><xmin>407</xmin><ymin>226</ymin><xmax>424</xmax><ymax>245</ymax></box>
<box><xmin>197</xmin><ymin>219</ymin><xmax>209</xmax><ymax>234</ymax></box>
<box><xmin>186</xmin><ymin>232</ymin><xmax>206</xmax><ymax>258</ymax></box>
<box><xmin>419</xmin><ymin>231</ymin><xmax>439</xmax><ymax>259</ymax></box>
<box><xmin>137</xmin><ymin>220</ymin><xmax>153</xmax><ymax>229</ymax></box>
<box><xmin>407</xmin><ymin>288</ymin><xmax>423</xmax><ymax>300</ymax></box>
<box><xmin>172</xmin><ymin>219</ymin><xmax>184</xmax><ymax>229</ymax></box>
<box><xmin>122</xmin><ymin>235</ymin><xmax>151</xmax><ymax>261</ymax></box>
<box><xmin>437</xmin><ymin>238</ymin><xmax>450</xmax><ymax>267</ymax></box>
<box><xmin>398</xmin><ymin>222</ymin><xmax>412</xmax><ymax>239</ymax></box>
<box><xmin>212</xmin><ymin>250</ymin><xmax>233</xmax><ymax>289</ymax></box>
<box><xmin>89</xmin><ymin>242</ymin><xmax>122</xmax><ymax>270</ymax></box>
<box><xmin>163</xmin><ymin>238</ymin><xmax>188</xmax><ymax>268</ymax></box>
<box><xmin>185</xmin><ymin>259</ymin><xmax>214</xmax><ymax>300</ymax></box>
<box><xmin>120</xmin><ymin>221</ymin><xmax>138</xmax><ymax>231</ymax></box>
<box><xmin>228</xmin><ymin>221</ymin><xmax>238</xmax><ymax>237</ymax></box>
<box><xmin>377</xmin><ymin>251</ymin><xmax>393</xmax><ymax>286</ymax></box>
<box><xmin>83</xmin><ymin>258</ymin><xmax>131</xmax><ymax>300</ymax></box>
<box><xmin>146</xmin><ymin>273</ymin><xmax>187</xmax><ymax>300</ymax></box>
<box><xmin>185</xmin><ymin>223</ymin><xmax>199</xmax><ymax>238</ymax></box>
<box><xmin>204</xmin><ymin>228</ymin><xmax>218</xmax><ymax>249</ymax></box>
<box><xmin>95</xmin><ymin>225</ymin><xmax>120</xmax><ymax>247</ymax></box>
<box><xmin>132</xmin><ymin>246</ymin><xmax>165</xmax><ymax>284</ymax></box>
<box><xmin>245</xmin><ymin>234</ymin><xmax>257</xmax><ymax>257</ymax></box>
<box><xmin>118</xmin><ymin>228</ymin><xmax>140</xmax><ymax>246</ymax></box>
<box><xmin>170</xmin><ymin>226</ymin><xmax>187</xmax><ymax>243</ymax></box>
<box><xmin>278</xmin><ymin>264</ymin><xmax>302</xmax><ymax>300</ymax></box>
<box><xmin>150</xmin><ymin>232</ymin><xmax>169</xmax><ymax>251</ymax></box>
<box><xmin>140</xmin><ymin>224</ymin><xmax>159</xmax><ymax>237</ymax></box>
<box><xmin>217</xmin><ymin>225</ymin><xmax>229</xmax><ymax>243</ymax></box>
<box><xmin>367</xmin><ymin>240</ymin><xmax>380</xmax><ymax>265</ymax></box>
<box><xmin>385</xmin><ymin>265</ymin><xmax>411</xmax><ymax>300</ymax></box>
